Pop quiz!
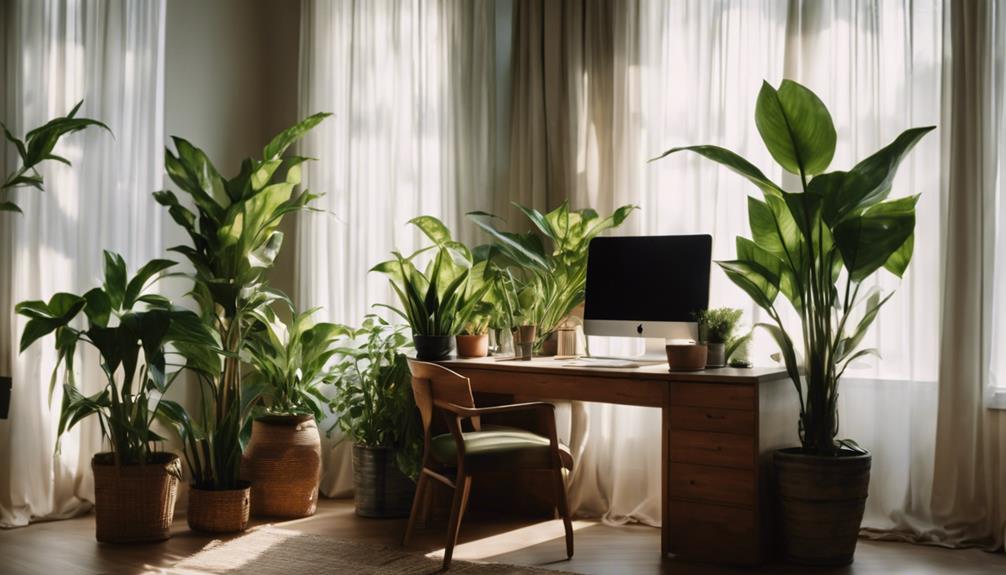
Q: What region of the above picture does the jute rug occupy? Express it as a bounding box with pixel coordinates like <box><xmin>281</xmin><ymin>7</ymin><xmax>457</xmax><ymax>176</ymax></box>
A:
<box><xmin>154</xmin><ymin>526</ymin><xmax>578</xmax><ymax>575</ymax></box>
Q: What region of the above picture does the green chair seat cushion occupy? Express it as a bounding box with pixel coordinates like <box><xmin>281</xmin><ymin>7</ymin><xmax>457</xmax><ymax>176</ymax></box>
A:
<box><xmin>430</xmin><ymin>425</ymin><xmax>571</xmax><ymax>469</ymax></box>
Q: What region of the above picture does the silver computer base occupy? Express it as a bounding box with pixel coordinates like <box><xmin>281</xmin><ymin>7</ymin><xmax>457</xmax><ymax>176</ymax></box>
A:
<box><xmin>585</xmin><ymin>337</ymin><xmax>671</xmax><ymax>365</ymax></box>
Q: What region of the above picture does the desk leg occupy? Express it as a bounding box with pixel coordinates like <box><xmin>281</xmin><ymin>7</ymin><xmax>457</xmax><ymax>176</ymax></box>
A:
<box><xmin>661</xmin><ymin>398</ymin><xmax>671</xmax><ymax>557</ymax></box>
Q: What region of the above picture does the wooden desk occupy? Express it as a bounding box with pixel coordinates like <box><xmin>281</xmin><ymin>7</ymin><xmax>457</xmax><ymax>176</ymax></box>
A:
<box><xmin>438</xmin><ymin>356</ymin><xmax>796</xmax><ymax>565</ymax></box>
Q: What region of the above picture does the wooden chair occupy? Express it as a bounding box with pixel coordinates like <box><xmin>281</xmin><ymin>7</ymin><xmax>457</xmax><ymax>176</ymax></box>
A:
<box><xmin>403</xmin><ymin>359</ymin><xmax>574</xmax><ymax>571</ymax></box>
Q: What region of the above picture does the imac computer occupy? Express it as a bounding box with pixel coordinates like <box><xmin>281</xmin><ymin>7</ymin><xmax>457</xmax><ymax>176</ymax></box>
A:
<box><xmin>582</xmin><ymin>234</ymin><xmax>712</xmax><ymax>362</ymax></box>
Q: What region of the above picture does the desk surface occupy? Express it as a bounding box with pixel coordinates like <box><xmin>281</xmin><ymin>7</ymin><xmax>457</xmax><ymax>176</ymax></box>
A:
<box><xmin>439</xmin><ymin>356</ymin><xmax>788</xmax><ymax>386</ymax></box>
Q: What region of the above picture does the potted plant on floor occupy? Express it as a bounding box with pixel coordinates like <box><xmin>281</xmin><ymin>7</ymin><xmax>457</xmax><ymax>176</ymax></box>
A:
<box><xmin>468</xmin><ymin>202</ymin><xmax>636</xmax><ymax>352</ymax></box>
<box><xmin>155</xmin><ymin>112</ymin><xmax>331</xmax><ymax>533</ymax></box>
<box><xmin>371</xmin><ymin>216</ymin><xmax>491</xmax><ymax>361</ymax></box>
<box><xmin>329</xmin><ymin>316</ymin><xmax>421</xmax><ymax>517</ymax></box>
<box><xmin>2</xmin><ymin>101</ymin><xmax>109</xmax><ymax>419</ymax></box>
<box><xmin>653</xmin><ymin>79</ymin><xmax>934</xmax><ymax>565</ymax></box>
<box><xmin>15</xmin><ymin>252</ymin><xmax>216</xmax><ymax>543</ymax></box>
<box><xmin>241</xmin><ymin>304</ymin><xmax>347</xmax><ymax>518</ymax></box>
<box><xmin>695</xmin><ymin>308</ymin><xmax>743</xmax><ymax>367</ymax></box>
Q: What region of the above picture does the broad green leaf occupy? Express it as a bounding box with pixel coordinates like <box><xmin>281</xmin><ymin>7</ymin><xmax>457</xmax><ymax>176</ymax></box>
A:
<box><xmin>717</xmin><ymin>260</ymin><xmax>779</xmax><ymax>310</ymax></box>
<box><xmin>755</xmin><ymin>80</ymin><xmax>836</xmax><ymax>176</ymax></box>
<box><xmin>754</xmin><ymin>322</ymin><xmax>802</xmax><ymax>390</ymax></box>
<box><xmin>884</xmin><ymin>232</ymin><xmax>914</xmax><ymax>278</ymax></box>
<box><xmin>82</xmin><ymin>287</ymin><xmax>112</xmax><ymax>327</ymax></box>
<box><xmin>821</xmin><ymin>126</ymin><xmax>935</xmax><ymax>224</ymax></box>
<box><xmin>834</xmin><ymin>195</ymin><xmax>917</xmax><ymax>282</ymax></box>
<box><xmin>102</xmin><ymin>251</ymin><xmax>128</xmax><ymax>309</ymax></box>
<box><xmin>262</xmin><ymin>112</ymin><xmax>332</xmax><ymax>160</ymax></box>
<box><xmin>408</xmin><ymin>215</ymin><xmax>453</xmax><ymax>245</ymax></box>
<box><xmin>0</xmin><ymin>201</ymin><xmax>23</xmax><ymax>213</ymax></box>
<box><xmin>123</xmin><ymin>259</ymin><xmax>176</xmax><ymax>309</ymax></box>
<box><xmin>649</xmin><ymin>145</ymin><xmax>784</xmax><ymax>197</ymax></box>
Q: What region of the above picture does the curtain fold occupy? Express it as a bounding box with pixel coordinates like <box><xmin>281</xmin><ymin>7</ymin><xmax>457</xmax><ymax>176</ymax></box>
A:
<box><xmin>297</xmin><ymin>0</ymin><xmax>506</xmax><ymax>496</ymax></box>
<box><xmin>0</xmin><ymin>0</ymin><xmax>166</xmax><ymax>527</ymax></box>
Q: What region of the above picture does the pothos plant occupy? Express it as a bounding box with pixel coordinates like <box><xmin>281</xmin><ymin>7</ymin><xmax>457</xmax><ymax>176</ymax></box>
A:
<box><xmin>653</xmin><ymin>79</ymin><xmax>934</xmax><ymax>456</ymax></box>
<box><xmin>468</xmin><ymin>202</ymin><xmax>637</xmax><ymax>348</ymax></box>
<box><xmin>328</xmin><ymin>316</ymin><xmax>422</xmax><ymax>479</ymax></box>
<box><xmin>155</xmin><ymin>112</ymin><xmax>331</xmax><ymax>489</ymax></box>
<box><xmin>16</xmin><ymin>252</ymin><xmax>217</xmax><ymax>466</ymax></box>
<box><xmin>2</xmin><ymin>101</ymin><xmax>108</xmax><ymax>213</ymax></box>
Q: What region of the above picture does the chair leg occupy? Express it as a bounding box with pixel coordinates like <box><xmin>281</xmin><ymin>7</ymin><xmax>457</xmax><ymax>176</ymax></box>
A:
<box><xmin>442</xmin><ymin>474</ymin><xmax>472</xmax><ymax>571</ymax></box>
<box><xmin>421</xmin><ymin>476</ymin><xmax>435</xmax><ymax>527</ymax></box>
<box><xmin>553</xmin><ymin>467</ymin><xmax>574</xmax><ymax>559</ymax></box>
<box><xmin>403</xmin><ymin>470</ymin><xmax>430</xmax><ymax>546</ymax></box>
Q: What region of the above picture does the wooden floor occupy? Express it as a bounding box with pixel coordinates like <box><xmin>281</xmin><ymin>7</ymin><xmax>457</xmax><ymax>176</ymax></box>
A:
<box><xmin>1</xmin><ymin>497</ymin><xmax>1004</xmax><ymax>574</ymax></box>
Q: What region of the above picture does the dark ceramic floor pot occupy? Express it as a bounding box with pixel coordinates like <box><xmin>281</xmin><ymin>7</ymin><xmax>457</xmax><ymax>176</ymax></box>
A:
<box><xmin>413</xmin><ymin>334</ymin><xmax>453</xmax><ymax>361</ymax></box>
<box><xmin>187</xmin><ymin>482</ymin><xmax>251</xmax><ymax>533</ymax></box>
<box><xmin>352</xmin><ymin>444</ymin><xmax>415</xmax><ymax>518</ymax></box>
<box><xmin>241</xmin><ymin>414</ymin><xmax>322</xmax><ymax>518</ymax></box>
<box><xmin>91</xmin><ymin>452</ymin><xmax>181</xmax><ymax>543</ymax></box>
<box><xmin>774</xmin><ymin>448</ymin><xmax>872</xmax><ymax>566</ymax></box>
<box><xmin>455</xmin><ymin>334</ymin><xmax>489</xmax><ymax>358</ymax></box>
<box><xmin>0</xmin><ymin>376</ymin><xmax>10</xmax><ymax>419</ymax></box>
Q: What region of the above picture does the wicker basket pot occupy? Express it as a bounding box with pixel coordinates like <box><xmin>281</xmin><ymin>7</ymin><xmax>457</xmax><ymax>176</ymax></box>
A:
<box><xmin>187</xmin><ymin>482</ymin><xmax>251</xmax><ymax>533</ymax></box>
<box><xmin>241</xmin><ymin>414</ymin><xmax>322</xmax><ymax>518</ymax></box>
<box><xmin>774</xmin><ymin>448</ymin><xmax>872</xmax><ymax>565</ymax></box>
<box><xmin>91</xmin><ymin>452</ymin><xmax>181</xmax><ymax>543</ymax></box>
<box><xmin>353</xmin><ymin>444</ymin><xmax>416</xmax><ymax>518</ymax></box>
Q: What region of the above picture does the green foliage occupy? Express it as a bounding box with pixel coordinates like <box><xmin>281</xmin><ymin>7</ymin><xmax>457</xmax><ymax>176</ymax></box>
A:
<box><xmin>155</xmin><ymin>112</ymin><xmax>330</xmax><ymax>489</ymax></box>
<box><xmin>16</xmin><ymin>251</ymin><xmax>216</xmax><ymax>466</ymax></box>
<box><xmin>328</xmin><ymin>316</ymin><xmax>421</xmax><ymax>479</ymax></box>
<box><xmin>245</xmin><ymin>304</ymin><xmax>349</xmax><ymax>420</ymax></box>
<box><xmin>652</xmin><ymin>79</ymin><xmax>934</xmax><ymax>456</ymax></box>
<box><xmin>371</xmin><ymin>216</ymin><xmax>492</xmax><ymax>337</ymax></box>
<box><xmin>468</xmin><ymin>201</ymin><xmax>636</xmax><ymax>347</ymax></box>
<box><xmin>2</xmin><ymin>101</ymin><xmax>110</xmax><ymax>213</ymax></box>
<box><xmin>696</xmin><ymin>308</ymin><xmax>743</xmax><ymax>344</ymax></box>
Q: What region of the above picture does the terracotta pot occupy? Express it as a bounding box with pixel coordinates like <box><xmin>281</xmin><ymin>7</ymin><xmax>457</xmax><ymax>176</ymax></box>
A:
<box><xmin>705</xmin><ymin>342</ymin><xmax>726</xmax><ymax>367</ymax></box>
<box><xmin>187</xmin><ymin>482</ymin><xmax>251</xmax><ymax>533</ymax></box>
<box><xmin>455</xmin><ymin>334</ymin><xmax>489</xmax><ymax>358</ymax></box>
<box><xmin>774</xmin><ymin>448</ymin><xmax>872</xmax><ymax>565</ymax></box>
<box><xmin>241</xmin><ymin>415</ymin><xmax>322</xmax><ymax>518</ymax></box>
<box><xmin>665</xmin><ymin>343</ymin><xmax>707</xmax><ymax>371</ymax></box>
<box><xmin>352</xmin><ymin>444</ymin><xmax>416</xmax><ymax>518</ymax></box>
<box><xmin>91</xmin><ymin>452</ymin><xmax>180</xmax><ymax>543</ymax></box>
<box><xmin>413</xmin><ymin>335</ymin><xmax>454</xmax><ymax>361</ymax></box>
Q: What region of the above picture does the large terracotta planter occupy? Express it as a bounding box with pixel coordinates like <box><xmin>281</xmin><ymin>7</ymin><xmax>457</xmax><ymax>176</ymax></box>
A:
<box><xmin>241</xmin><ymin>414</ymin><xmax>322</xmax><ymax>518</ymax></box>
<box><xmin>187</xmin><ymin>482</ymin><xmax>251</xmax><ymax>533</ymax></box>
<box><xmin>91</xmin><ymin>452</ymin><xmax>181</xmax><ymax>543</ymax></box>
<box><xmin>455</xmin><ymin>334</ymin><xmax>489</xmax><ymax>358</ymax></box>
<box><xmin>665</xmin><ymin>343</ymin><xmax>707</xmax><ymax>371</ymax></box>
<box><xmin>774</xmin><ymin>448</ymin><xmax>872</xmax><ymax>565</ymax></box>
<box><xmin>352</xmin><ymin>444</ymin><xmax>415</xmax><ymax>518</ymax></box>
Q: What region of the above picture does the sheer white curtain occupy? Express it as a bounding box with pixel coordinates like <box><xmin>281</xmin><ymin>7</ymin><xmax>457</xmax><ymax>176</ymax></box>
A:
<box><xmin>565</xmin><ymin>0</ymin><xmax>946</xmax><ymax>529</ymax></box>
<box><xmin>0</xmin><ymin>0</ymin><xmax>166</xmax><ymax>527</ymax></box>
<box><xmin>297</xmin><ymin>0</ymin><xmax>507</xmax><ymax>496</ymax></box>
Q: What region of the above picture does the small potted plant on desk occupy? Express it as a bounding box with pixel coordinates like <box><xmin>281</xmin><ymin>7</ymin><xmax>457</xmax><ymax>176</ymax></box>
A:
<box><xmin>1</xmin><ymin>102</ymin><xmax>109</xmax><ymax>420</ymax></box>
<box><xmin>371</xmin><ymin>216</ymin><xmax>490</xmax><ymax>361</ymax></box>
<box><xmin>155</xmin><ymin>112</ymin><xmax>331</xmax><ymax>533</ymax></box>
<box><xmin>16</xmin><ymin>252</ymin><xmax>216</xmax><ymax>543</ymax></box>
<box><xmin>241</xmin><ymin>304</ymin><xmax>347</xmax><ymax>518</ymax></box>
<box><xmin>653</xmin><ymin>78</ymin><xmax>933</xmax><ymax>565</ymax></box>
<box><xmin>696</xmin><ymin>308</ymin><xmax>743</xmax><ymax>368</ymax></box>
<box><xmin>329</xmin><ymin>316</ymin><xmax>422</xmax><ymax>517</ymax></box>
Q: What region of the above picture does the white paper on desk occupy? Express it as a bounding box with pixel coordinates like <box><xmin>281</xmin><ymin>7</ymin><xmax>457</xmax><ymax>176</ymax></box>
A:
<box><xmin>563</xmin><ymin>359</ymin><xmax>639</xmax><ymax>368</ymax></box>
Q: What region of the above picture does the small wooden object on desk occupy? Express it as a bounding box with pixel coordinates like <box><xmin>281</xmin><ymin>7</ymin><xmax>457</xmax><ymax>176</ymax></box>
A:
<box><xmin>514</xmin><ymin>325</ymin><xmax>537</xmax><ymax>360</ymax></box>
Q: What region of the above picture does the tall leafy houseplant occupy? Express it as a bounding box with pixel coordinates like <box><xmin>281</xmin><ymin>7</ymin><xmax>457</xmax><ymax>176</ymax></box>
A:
<box><xmin>16</xmin><ymin>252</ymin><xmax>215</xmax><ymax>542</ymax></box>
<box><xmin>468</xmin><ymin>202</ymin><xmax>636</xmax><ymax>349</ymax></box>
<box><xmin>155</xmin><ymin>112</ymin><xmax>330</xmax><ymax>532</ymax></box>
<box><xmin>371</xmin><ymin>216</ymin><xmax>491</xmax><ymax>360</ymax></box>
<box><xmin>329</xmin><ymin>316</ymin><xmax>421</xmax><ymax>517</ymax></box>
<box><xmin>653</xmin><ymin>79</ymin><xmax>934</xmax><ymax>565</ymax></box>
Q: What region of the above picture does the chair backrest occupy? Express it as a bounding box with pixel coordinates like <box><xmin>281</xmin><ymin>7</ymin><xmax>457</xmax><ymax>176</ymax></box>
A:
<box><xmin>407</xmin><ymin>359</ymin><xmax>478</xmax><ymax>435</ymax></box>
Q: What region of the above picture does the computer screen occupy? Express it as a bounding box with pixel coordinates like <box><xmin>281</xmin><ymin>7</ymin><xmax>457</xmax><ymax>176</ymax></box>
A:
<box><xmin>583</xmin><ymin>235</ymin><xmax>712</xmax><ymax>324</ymax></box>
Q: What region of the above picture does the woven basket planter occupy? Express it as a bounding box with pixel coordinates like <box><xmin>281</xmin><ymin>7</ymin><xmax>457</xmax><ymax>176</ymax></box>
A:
<box><xmin>775</xmin><ymin>448</ymin><xmax>872</xmax><ymax>565</ymax></box>
<box><xmin>241</xmin><ymin>414</ymin><xmax>322</xmax><ymax>518</ymax></box>
<box><xmin>91</xmin><ymin>452</ymin><xmax>181</xmax><ymax>543</ymax></box>
<box><xmin>187</xmin><ymin>482</ymin><xmax>251</xmax><ymax>534</ymax></box>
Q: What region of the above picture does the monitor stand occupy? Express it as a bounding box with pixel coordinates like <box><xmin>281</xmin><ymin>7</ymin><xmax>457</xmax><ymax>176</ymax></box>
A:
<box><xmin>587</xmin><ymin>337</ymin><xmax>670</xmax><ymax>365</ymax></box>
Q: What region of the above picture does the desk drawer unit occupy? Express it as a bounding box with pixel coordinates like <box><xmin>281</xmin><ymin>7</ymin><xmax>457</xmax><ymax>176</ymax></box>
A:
<box><xmin>668</xmin><ymin>429</ymin><xmax>754</xmax><ymax>469</ymax></box>
<box><xmin>668</xmin><ymin>462</ymin><xmax>755</xmax><ymax>507</ymax></box>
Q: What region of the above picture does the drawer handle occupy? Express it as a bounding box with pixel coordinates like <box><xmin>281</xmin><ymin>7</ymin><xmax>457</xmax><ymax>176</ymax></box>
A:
<box><xmin>697</xmin><ymin>445</ymin><xmax>723</xmax><ymax>452</ymax></box>
<box><xmin>704</xmin><ymin>413</ymin><xmax>726</xmax><ymax>420</ymax></box>
<box><xmin>688</xmin><ymin>479</ymin><xmax>697</xmax><ymax>486</ymax></box>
